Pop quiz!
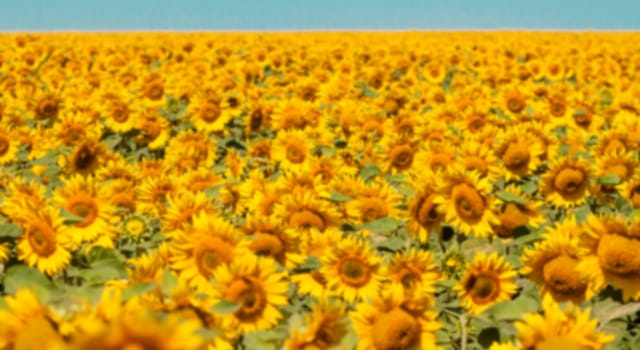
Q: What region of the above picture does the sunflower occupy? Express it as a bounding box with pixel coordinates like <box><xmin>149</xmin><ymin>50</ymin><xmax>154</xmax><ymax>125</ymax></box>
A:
<box><xmin>211</xmin><ymin>253</ymin><xmax>289</xmax><ymax>334</ymax></box>
<box><xmin>621</xmin><ymin>172</ymin><xmax>640</xmax><ymax>208</ymax></box>
<box><xmin>137</xmin><ymin>175</ymin><xmax>177</xmax><ymax>216</ymax></box>
<box><xmin>16</xmin><ymin>206</ymin><xmax>72</xmax><ymax>276</ymax></box>
<box><xmin>593</xmin><ymin>150</ymin><xmax>637</xmax><ymax>197</ymax></box>
<box><xmin>414</xmin><ymin>141</ymin><xmax>457</xmax><ymax>174</ymax></box>
<box><xmin>515</xmin><ymin>295</ymin><xmax>614</xmax><ymax>350</ymax></box>
<box><xmin>503</xmin><ymin>87</ymin><xmax>528</xmax><ymax>116</ymax></box>
<box><xmin>164</xmin><ymin>130</ymin><xmax>218</xmax><ymax>174</ymax></box>
<box><xmin>241</xmin><ymin>215</ymin><xmax>301</xmax><ymax>268</ymax></box>
<box><xmin>53</xmin><ymin>175</ymin><xmax>116</xmax><ymax>246</ymax></box>
<box><xmin>51</xmin><ymin>111</ymin><xmax>103</xmax><ymax>147</ymax></box>
<box><xmin>272</xmin><ymin>129</ymin><xmax>313</xmax><ymax>171</ymax></box>
<box><xmin>494</xmin><ymin>129</ymin><xmax>543</xmax><ymax>181</ymax></box>
<box><xmin>541</xmin><ymin>156</ymin><xmax>593</xmax><ymax>208</ymax></box>
<box><xmin>0</xmin><ymin>124</ymin><xmax>19</xmax><ymax>165</ymax></box>
<box><xmin>273</xmin><ymin>191</ymin><xmax>342</xmax><ymax>233</ymax></box>
<box><xmin>456</xmin><ymin>140</ymin><xmax>500</xmax><ymax>180</ymax></box>
<box><xmin>178</xmin><ymin>166</ymin><xmax>224</xmax><ymax>193</ymax></box>
<box><xmin>494</xmin><ymin>184</ymin><xmax>545</xmax><ymax>238</ymax></box>
<box><xmin>285</xmin><ymin>299</ymin><xmax>348</xmax><ymax>350</ymax></box>
<box><xmin>0</xmin><ymin>289</ymin><xmax>63</xmax><ymax>350</ymax></box>
<box><xmin>101</xmin><ymin>95</ymin><xmax>138</xmax><ymax>133</ymax></box>
<box><xmin>385</xmin><ymin>249</ymin><xmax>441</xmax><ymax>296</ymax></box>
<box><xmin>60</xmin><ymin>138</ymin><xmax>109</xmax><ymax>176</ymax></box>
<box><xmin>435</xmin><ymin>169</ymin><xmax>499</xmax><ymax>238</ymax></box>
<box><xmin>592</xmin><ymin>129</ymin><xmax>634</xmax><ymax>156</ymax></box>
<box><xmin>345</xmin><ymin>178</ymin><xmax>403</xmax><ymax>224</ymax></box>
<box><xmin>406</xmin><ymin>174</ymin><xmax>443</xmax><ymax>243</ymax></box>
<box><xmin>379</xmin><ymin>136</ymin><xmax>418</xmax><ymax>173</ymax></box>
<box><xmin>187</xmin><ymin>94</ymin><xmax>233</xmax><ymax>134</ymax></box>
<box><xmin>1</xmin><ymin>177</ymin><xmax>47</xmax><ymax>223</ymax></box>
<box><xmin>351</xmin><ymin>284</ymin><xmax>441</xmax><ymax>350</ymax></box>
<box><xmin>577</xmin><ymin>214</ymin><xmax>640</xmax><ymax>301</ymax></box>
<box><xmin>170</xmin><ymin>212</ymin><xmax>247</xmax><ymax>292</ymax></box>
<box><xmin>454</xmin><ymin>252</ymin><xmax>517</xmax><ymax>315</ymax></box>
<box><xmin>162</xmin><ymin>191</ymin><xmax>216</xmax><ymax>232</ymax></box>
<box><xmin>321</xmin><ymin>236</ymin><xmax>384</xmax><ymax>303</ymax></box>
<box><xmin>134</xmin><ymin>107</ymin><xmax>171</xmax><ymax>150</ymax></box>
<box><xmin>521</xmin><ymin>224</ymin><xmax>595</xmax><ymax>304</ymax></box>
<box><xmin>271</xmin><ymin>98</ymin><xmax>315</xmax><ymax>130</ymax></box>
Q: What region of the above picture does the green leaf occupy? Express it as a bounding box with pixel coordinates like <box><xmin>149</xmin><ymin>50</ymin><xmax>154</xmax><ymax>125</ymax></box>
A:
<box><xmin>593</xmin><ymin>300</ymin><xmax>640</xmax><ymax>328</ymax></box>
<box><xmin>597</xmin><ymin>174</ymin><xmax>621</xmax><ymax>185</ymax></box>
<box><xmin>496</xmin><ymin>191</ymin><xmax>528</xmax><ymax>205</ymax></box>
<box><xmin>0</xmin><ymin>223</ymin><xmax>23</xmax><ymax>237</ymax></box>
<box><xmin>122</xmin><ymin>282</ymin><xmax>157</xmax><ymax>301</ymax></box>
<box><xmin>477</xmin><ymin>327</ymin><xmax>501</xmax><ymax>348</ymax></box>
<box><xmin>489</xmin><ymin>295</ymin><xmax>539</xmax><ymax>321</ymax></box>
<box><xmin>2</xmin><ymin>265</ymin><xmax>61</xmax><ymax>303</ymax></box>
<box><xmin>359</xmin><ymin>217</ymin><xmax>400</xmax><ymax>234</ymax></box>
<box><xmin>359</xmin><ymin>163</ymin><xmax>381</xmax><ymax>181</ymax></box>
<box><xmin>161</xmin><ymin>268</ymin><xmax>179</xmax><ymax>295</ymax></box>
<box><xmin>211</xmin><ymin>299</ymin><xmax>241</xmax><ymax>314</ymax></box>
<box><xmin>329</xmin><ymin>191</ymin><xmax>354</xmax><ymax>202</ymax></box>
<box><xmin>298</xmin><ymin>255</ymin><xmax>321</xmax><ymax>271</ymax></box>
<box><xmin>59</xmin><ymin>207</ymin><xmax>85</xmax><ymax>225</ymax></box>
<box><xmin>376</xmin><ymin>235</ymin><xmax>406</xmax><ymax>251</ymax></box>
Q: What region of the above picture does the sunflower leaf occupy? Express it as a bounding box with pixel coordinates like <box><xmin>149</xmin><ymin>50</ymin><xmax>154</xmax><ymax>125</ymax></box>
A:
<box><xmin>594</xmin><ymin>300</ymin><xmax>640</xmax><ymax>329</ymax></box>
<box><xmin>161</xmin><ymin>268</ymin><xmax>179</xmax><ymax>295</ymax></box>
<box><xmin>488</xmin><ymin>295</ymin><xmax>539</xmax><ymax>321</ymax></box>
<box><xmin>0</xmin><ymin>223</ymin><xmax>23</xmax><ymax>238</ymax></box>
<box><xmin>211</xmin><ymin>299</ymin><xmax>241</xmax><ymax>314</ymax></box>
<box><xmin>329</xmin><ymin>191</ymin><xmax>353</xmax><ymax>202</ymax></box>
<box><xmin>359</xmin><ymin>163</ymin><xmax>381</xmax><ymax>181</ymax></box>
<box><xmin>597</xmin><ymin>174</ymin><xmax>621</xmax><ymax>185</ymax></box>
<box><xmin>496</xmin><ymin>191</ymin><xmax>528</xmax><ymax>205</ymax></box>
<box><xmin>3</xmin><ymin>265</ymin><xmax>62</xmax><ymax>303</ymax></box>
<box><xmin>122</xmin><ymin>282</ymin><xmax>157</xmax><ymax>301</ymax></box>
<box><xmin>359</xmin><ymin>217</ymin><xmax>400</xmax><ymax>234</ymax></box>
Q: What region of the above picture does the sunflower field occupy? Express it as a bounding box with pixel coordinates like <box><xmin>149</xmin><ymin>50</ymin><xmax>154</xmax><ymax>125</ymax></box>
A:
<box><xmin>1</xmin><ymin>32</ymin><xmax>640</xmax><ymax>349</ymax></box>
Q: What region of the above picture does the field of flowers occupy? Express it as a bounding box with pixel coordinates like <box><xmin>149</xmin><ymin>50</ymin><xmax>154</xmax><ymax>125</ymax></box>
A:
<box><xmin>1</xmin><ymin>32</ymin><xmax>640</xmax><ymax>349</ymax></box>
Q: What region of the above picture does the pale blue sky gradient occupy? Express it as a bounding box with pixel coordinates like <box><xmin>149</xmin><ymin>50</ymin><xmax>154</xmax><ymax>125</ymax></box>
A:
<box><xmin>1</xmin><ymin>0</ymin><xmax>639</xmax><ymax>31</ymax></box>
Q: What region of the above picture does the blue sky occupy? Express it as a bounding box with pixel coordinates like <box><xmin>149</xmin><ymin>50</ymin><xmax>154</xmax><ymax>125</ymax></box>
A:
<box><xmin>1</xmin><ymin>0</ymin><xmax>639</xmax><ymax>31</ymax></box>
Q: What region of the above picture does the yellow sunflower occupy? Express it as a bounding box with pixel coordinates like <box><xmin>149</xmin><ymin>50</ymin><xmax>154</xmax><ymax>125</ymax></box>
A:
<box><xmin>53</xmin><ymin>175</ymin><xmax>116</xmax><ymax>246</ymax></box>
<box><xmin>16</xmin><ymin>206</ymin><xmax>72</xmax><ymax>276</ymax></box>
<box><xmin>187</xmin><ymin>94</ymin><xmax>233</xmax><ymax>133</ymax></box>
<box><xmin>456</xmin><ymin>140</ymin><xmax>500</xmax><ymax>180</ymax></box>
<box><xmin>285</xmin><ymin>299</ymin><xmax>348</xmax><ymax>350</ymax></box>
<box><xmin>351</xmin><ymin>284</ymin><xmax>441</xmax><ymax>350</ymax></box>
<box><xmin>435</xmin><ymin>169</ymin><xmax>499</xmax><ymax>238</ymax></box>
<box><xmin>211</xmin><ymin>253</ymin><xmax>289</xmax><ymax>334</ymax></box>
<box><xmin>577</xmin><ymin>214</ymin><xmax>640</xmax><ymax>301</ymax></box>
<box><xmin>385</xmin><ymin>249</ymin><xmax>441</xmax><ymax>296</ymax></box>
<box><xmin>321</xmin><ymin>236</ymin><xmax>384</xmax><ymax>303</ymax></box>
<box><xmin>345</xmin><ymin>178</ymin><xmax>404</xmax><ymax>224</ymax></box>
<box><xmin>521</xmin><ymin>224</ymin><xmax>595</xmax><ymax>304</ymax></box>
<box><xmin>272</xmin><ymin>129</ymin><xmax>313</xmax><ymax>171</ymax></box>
<box><xmin>454</xmin><ymin>252</ymin><xmax>517</xmax><ymax>315</ymax></box>
<box><xmin>494</xmin><ymin>129</ymin><xmax>543</xmax><ymax>181</ymax></box>
<box><xmin>407</xmin><ymin>174</ymin><xmax>443</xmax><ymax>243</ymax></box>
<box><xmin>494</xmin><ymin>184</ymin><xmax>545</xmax><ymax>238</ymax></box>
<box><xmin>162</xmin><ymin>191</ymin><xmax>217</xmax><ymax>232</ymax></box>
<box><xmin>541</xmin><ymin>156</ymin><xmax>593</xmax><ymax>208</ymax></box>
<box><xmin>170</xmin><ymin>212</ymin><xmax>247</xmax><ymax>292</ymax></box>
<box><xmin>273</xmin><ymin>191</ymin><xmax>342</xmax><ymax>233</ymax></box>
<box><xmin>621</xmin><ymin>172</ymin><xmax>640</xmax><ymax>208</ymax></box>
<box><xmin>241</xmin><ymin>215</ymin><xmax>302</xmax><ymax>268</ymax></box>
<box><xmin>515</xmin><ymin>295</ymin><xmax>614</xmax><ymax>350</ymax></box>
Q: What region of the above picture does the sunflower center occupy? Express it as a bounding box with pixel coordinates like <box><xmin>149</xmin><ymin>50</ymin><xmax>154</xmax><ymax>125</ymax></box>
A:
<box><xmin>285</xmin><ymin>143</ymin><xmax>306</xmax><ymax>164</ymax></box>
<box><xmin>226</xmin><ymin>277</ymin><xmax>267</xmax><ymax>322</ymax></box>
<box><xmin>597</xmin><ymin>233</ymin><xmax>640</xmax><ymax>277</ymax></box>
<box><xmin>338</xmin><ymin>257</ymin><xmax>371</xmax><ymax>287</ymax></box>
<box><xmin>289</xmin><ymin>209</ymin><xmax>325</xmax><ymax>231</ymax></box>
<box><xmin>111</xmin><ymin>104</ymin><xmax>130</xmax><ymax>123</ymax></box>
<box><xmin>144</xmin><ymin>81</ymin><xmax>164</xmax><ymax>100</ymax></box>
<box><xmin>550</xmin><ymin>100</ymin><xmax>566</xmax><ymax>117</ymax></box>
<box><xmin>37</xmin><ymin>97</ymin><xmax>59</xmax><ymax>119</ymax></box>
<box><xmin>416</xmin><ymin>193</ymin><xmax>440</xmax><ymax>227</ymax></box>
<box><xmin>452</xmin><ymin>183</ymin><xmax>486</xmax><ymax>223</ymax></box>
<box><xmin>200</xmin><ymin>102</ymin><xmax>220</xmax><ymax>123</ymax></box>
<box><xmin>534</xmin><ymin>335</ymin><xmax>591</xmax><ymax>350</ymax></box>
<box><xmin>371</xmin><ymin>308</ymin><xmax>420</xmax><ymax>350</ymax></box>
<box><xmin>604</xmin><ymin>138</ymin><xmax>626</xmax><ymax>154</ymax></box>
<box><xmin>543</xmin><ymin>255</ymin><xmax>587</xmax><ymax>300</ymax></box>
<box><xmin>68</xmin><ymin>198</ymin><xmax>99</xmax><ymax>228</ymax></box>
<box><xmin>498</xmin><ymin>203</ymin><xmax>530</xmax><ymax>234</ymax></box>
<box><xmin>73</xmin><ymin>145</ymin><xmax>97</xmax><ymax>173</ymax></box>
<box><xmin>249</xmin><ymin>233</ymin><xmax>284</xmax><ymax>260</ymax></box>
<box><xmin>463</xmin><ymin>156</ymin><xmax>488</xmax><ymax>176</ymax></box>
<box><xmin>399</xmin><ymin>270</ymin><xmax>419</xmax><ymax>289</ymax></box>
<box><xmin>311</xmin><ymin>271</ymin><xmax>328</xmax><ymax>286</ymax></box>
<box><xmin>553</xmin><ymin>168</ymin><xmax>586</xmax><ymax>198</ymax></box>
<box><xmin>502</xmin><ymin>143</ymin><xmax>530</xmax><ymax>173</ymax></box>
<box><xmin>607</xmin><ymin>164</ymin><xmax>629</xmax><ymax>182</ymax></box>
<box><xmin>27</xmin><ymin>222</ymin><xmax>57</xmax><ymax>257</ymax></box>
<box><xmin>0</xmin><ymin>136</ymin><xmax>9</xmax><ymax>156</ymax></box>
<box><xmin>506</xmin><ymin>96</ymin><xmax>525</xmax><ymax>113</ymax></box>
<box><xmin>429</xmin><ymin>153</ymin><xmax>452</xmax><ymax>172</ymax></box>
<box><xmin>630</xmin><ymin>185</ymin><xmax>640</xmax><ymax>208</ymax></box>
<box><xmin>194</xmin><ymin>237</ymin><xmax>234</xmax><ymax>276</ymax></box>
<box><xmin>360</xmin><ymin>198</ymin><xmax>388</xmax><ymax>222</ymax></box>
<box><xmin>389</xmin><ymin>144</ymin><xmax>414</xmax><ymax>170</ymax></box>
<box><xmin>124</xmin><ymin>218</ymin><xmax>146</xmax><ymax>237</ymax></box>
<box><xmin>466</xmin><ymin>274</ymin><xmax>498</xmax><ymax>303</ymax></box>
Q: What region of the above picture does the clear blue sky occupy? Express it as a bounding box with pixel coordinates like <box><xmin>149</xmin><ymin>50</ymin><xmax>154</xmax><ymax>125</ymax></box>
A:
<box><xmin>1</xmin><ymin>0</ymin><xmax>639</xmax><ymax>31</ymax></box>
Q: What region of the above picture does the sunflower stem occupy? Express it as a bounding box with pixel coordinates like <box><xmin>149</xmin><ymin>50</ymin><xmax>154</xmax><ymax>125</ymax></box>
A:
<box><xmin>459</xmin><ymin>314</ymin><xmax>467</xmax><ymax>350</ymax></box>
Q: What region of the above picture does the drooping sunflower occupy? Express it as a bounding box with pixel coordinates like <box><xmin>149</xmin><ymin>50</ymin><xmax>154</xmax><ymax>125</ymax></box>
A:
<box><xmin>211</xmin><ymin>253</ymin><xmax>289</xmax><ymax>334</ymax></box>
<box><xmin>407</xmin><ymin>174</ymin><xmax>443</xmax><ymax>243</ymax></box>
<box><xmin>521</xmin><ymin>224</ymin><xmax>595</xmax><ymax>304</ymax></box>
<box><xmin>321</xmin><ymin>236</ymin><xmax>384</xmax><ymax>303</ymax></box>
<box><xmin>494</xmin><ymin>129</ymin><xmax>544</xmax><ymax>181</ymax></box>
<box><xmin>351</xmin><ymin>284</ymin><xmax>441</xmax><ymax>350</ymax></box>
<box><xmin>241</xmin><ymin>215</ymin><xmax>302</xmax><ymax>268</ymax></box>
<box><xmin>592</xmin><ymin>150</ymin><xmax>638</xmax><ymax>198</ymax></box>
<box><xmin>170</xmin><ymin>212</ymin><xmax>247</xmax><ymax>292</ymax></box>
<box><xmin>515</xmin><ymin>295</ymin><xmax>614</xmax><ymax>350</ymax></box>
<box><xmin>621</xmin><ymin>172</ymin><xmax>640</xmax><ymax>208</ymax></box>
<box><xmin>577</xmin><ymin>214</ymin><xmax>640</xmax><ymax>301</ymax></box>
<box><xmin>53</xmin><ymin>175</ymin><xmax>116</xmax><ymax>246</ymax></box>
<box><xmin>541</xmin><ymin>156</ymin><xmax>593</xmax><ymax>208</ymax></box>
<box><xmin>273</xmin><ymin>191</ymin><xmax>342</xmax><ymax>233</ymax></box>
<box><xmin>435</xmin><ymin>169</ymin><xmax>499</xmax><ymax>238</ymax></box>
<box><xmin>285</xmin><ymin>299</ymin><xmax>348</xmax><ymax>350</ymax></box>
<box><xmin>494</xmin><ymin>184</ymin><xmax>545</xmax><ymax>238</ymax></box>
<box><xmin>16</xmin><ymin>205</ymin><xmax>72</xmax><ymax>276</ymax></box>
<box><xmin>137</xmin><ymin>175</ymin><xmax>178</xmax><ymax>217</ymax></box>
<box><xmin>345</xmin><ymin>178</ymin><xmax>404</xmax><ymax>224</ymax></box>
<box><xmin>454</xmin><ymin>252</ymin><xmax>517</xmax><ymax>315</ymax></box>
